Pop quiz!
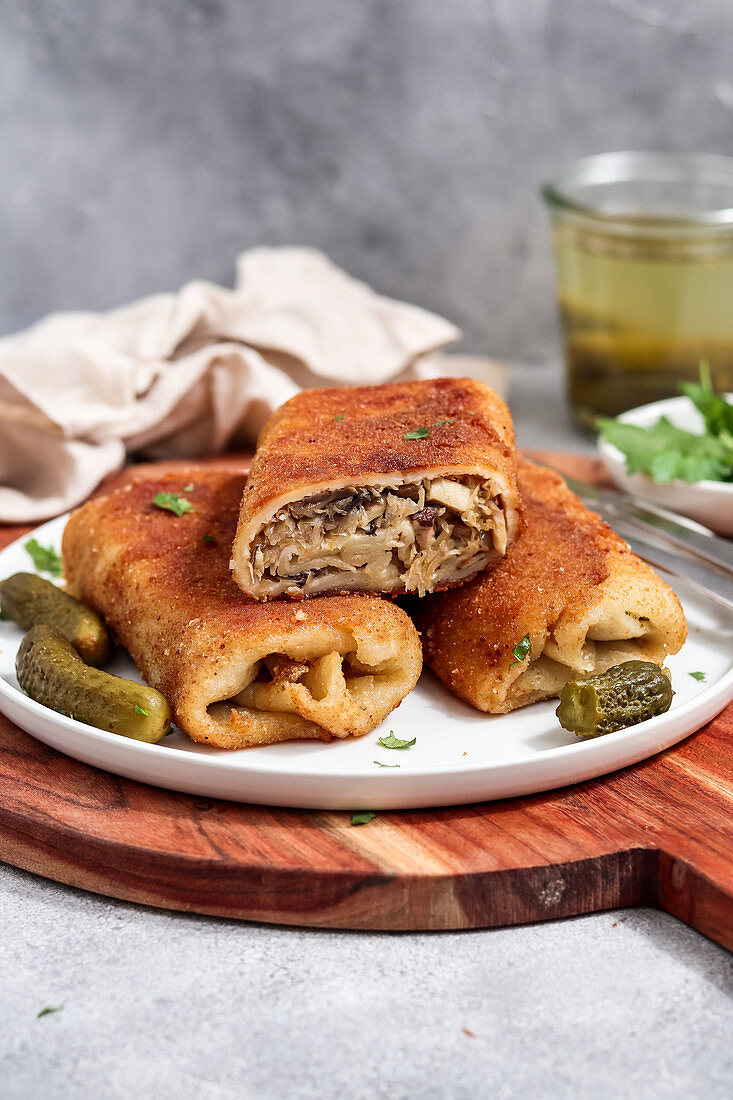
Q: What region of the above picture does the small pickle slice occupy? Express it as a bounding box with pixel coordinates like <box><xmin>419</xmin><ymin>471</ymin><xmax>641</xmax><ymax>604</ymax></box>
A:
<box><xmin>1</xmin><ymin>572</ymin><xmax>111</xmax><ymax>666</ymax></box>
<box><xmin>16</xmin><ymin>624</ymin><xmax>170</xmax><ymax>743</ymax></box>
<box><xmin>556</xmin><ymin>660</ymin><xmax>673</xmax><ymax>738</ymax></box>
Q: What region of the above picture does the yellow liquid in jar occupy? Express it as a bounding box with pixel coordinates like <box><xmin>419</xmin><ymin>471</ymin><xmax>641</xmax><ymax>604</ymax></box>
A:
<box><xmin>553</xmin><ymin>222</ymin><xmax>733</xmax><ymax>428</ymax></box>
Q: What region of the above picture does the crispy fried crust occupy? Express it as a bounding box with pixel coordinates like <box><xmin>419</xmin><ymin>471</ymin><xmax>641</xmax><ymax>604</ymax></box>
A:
<box><xmin>61</xmin><ymin>470</ymin><xmax>422</xmax><ymax>749</ymax></box>
<box><xmin>411</xmin><ymin>459</ymin><xmax>687</xmax><ymax>714</ymax></box>
<box><xmin>231</xmin><ymin>377</ymin><xmax>521</xmax><ymax>599</ymax></box>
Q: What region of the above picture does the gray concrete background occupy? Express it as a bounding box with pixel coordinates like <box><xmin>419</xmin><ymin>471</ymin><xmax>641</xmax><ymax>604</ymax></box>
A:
<box><xmin>3</xmin><ymin>861</ymin><xmax>733</xmax><ymax>1100</ymax></box>
<box><xmin>3</xmin><ymin>1</ymin><xmax>733</xmax><ymax>358</ymax></box>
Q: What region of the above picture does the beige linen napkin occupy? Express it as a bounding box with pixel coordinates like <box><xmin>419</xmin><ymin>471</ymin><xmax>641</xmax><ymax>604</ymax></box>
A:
<box><xmin>0</xmin><ymin>247</ymin><xmax>490</xmax><ymax>523</ymax></box>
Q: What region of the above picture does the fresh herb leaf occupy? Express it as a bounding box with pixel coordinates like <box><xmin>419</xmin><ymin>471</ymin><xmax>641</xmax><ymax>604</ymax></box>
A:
<box><xmin>404</xmin><ymin>427</ymin><xmax>429</xmax><ymax>440</ymax></box>
<box><xmin>334</xmin><ymin>414</ymin><xmax>345</xmax><ymax>422</ymax></box>
<box><xmin>597</xmin><ymin>416</ymin><xmax>733</xmax><ymax>484</ymax></box>
<box><xmin>183</xmin><ymin>483</ymin><xmax>194</xmax><ymax>493</ymax></box>
<box><xmin>202</xmin><ymin>534</ymin><xmax>216</xmax><ymax>545</ymax></box>
<box><xmin>25</xmin><ymin>538</ymin><xmax>63</xmax><ymax>577</ymax></box>
<box><xmin>54</xmin><ymin>707</ymin><xmax>68</xmax><ymax>717</ymax></box>
<box><xmin>597</xmin><ymin>365</ymin><xmax>733</xmax><ymax>484</ymax></box>
<box><xmin>377</xmin><ymin>730</ymin><xmax>416</xmax><ymax>750</ymax></box>
<box><xmin>374</xmin><ymin>760</ymin><xmax>400</xmax><ymax>768</ymax></box>
<box><xmin>134</xmin><ymin>704</ymin><xmax>149</xmax><ymax>716</ymax></box>
<box><xmin>152</xmin><ymin>492</ymin><xmax>193</xmax><ymax>517</ymax></box>
<box><xmin>689</xmin><ymin>671</ymin><xmax>706</xmax><ymax>682</ymax></box>
<box><xmin>38</xmin><ymin>1005</ymin><xmax>63</xmax><ymax>1018</ymax></box>
<box><xmin>510</xmin><ymin>633</ymin><xmax>531</xmax><ymax>667</ymax></box>
<box><xmin>434</xmin><ymin>418</ymin><xmax>456</xmax><ymax>426</ymax></box>
<box><xmin>350</xmin><ymin>811</ymin><xmax>377</xmax><ymax>825</ymax></box>
<box><xmin>680</xmin><ymin>361</ymin><xmax>733</xmax><ymax>440</ymax></box>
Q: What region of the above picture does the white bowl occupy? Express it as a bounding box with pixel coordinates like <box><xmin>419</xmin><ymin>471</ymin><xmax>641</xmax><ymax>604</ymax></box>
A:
<box><xmin>598</xmin><ymin>393</ymin><xmax>733</xmax><ymax>537</ymax></box>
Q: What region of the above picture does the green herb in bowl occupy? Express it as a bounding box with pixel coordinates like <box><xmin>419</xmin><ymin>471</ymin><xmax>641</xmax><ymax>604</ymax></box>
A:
<box><xmin>596</xmin><ymin>364</ymin><xmax>733</xmax><ymax>535</ymax></box>
<box><xmin>597</xmin><ymin>364</ymin><xmax>733</xmax><ymax>485</ymax></box>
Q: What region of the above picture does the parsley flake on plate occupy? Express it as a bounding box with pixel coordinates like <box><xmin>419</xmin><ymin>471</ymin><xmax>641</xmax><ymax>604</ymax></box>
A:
<box><xmin>689</xmin><ymin>671</ymin><xmax>706</xmax><ymax>682</ymax></box>
<box><xmin>25</xmin><ymin>538</ymin><xmax>63</xmax><ymax>578</ymax></box>
<box><xmin>152</xmin><ymin>492</ymin><xmax>193</xmax><ymax>517</ymax></box>
<box><xmin>37</xmin><ymin>1005</ymin><xmax>63</xmax><ymax>1018</ymax></box>
<box><xmin>374</xmin><ymin>760</ymin><xmax>400</xmax><ymax>768</ymax></box>
<box><xmin>404</xmin><ymin>427</ymin><xmax>430</xmax><ymax>440</ymax></box>
<box><xmin>350</xmin><ymin>811</ymin><xmax>377</xmax><ymax>826</ymax></box>
<box><xmin>377</xmin><ymin>730</ymin><xmax>416</xmax><ymax>750</ymax></box>
<box><xmin>511</xmin><ymin>633</ymin><xmax>531</xmax><ymax>667</ymax></box>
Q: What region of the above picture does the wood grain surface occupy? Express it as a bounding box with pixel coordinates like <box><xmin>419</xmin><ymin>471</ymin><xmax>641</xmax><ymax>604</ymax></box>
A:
<box><xmin>1</xmin><ymin>452</ymin><xmax>732</xmax><ymax>943</ymax></box>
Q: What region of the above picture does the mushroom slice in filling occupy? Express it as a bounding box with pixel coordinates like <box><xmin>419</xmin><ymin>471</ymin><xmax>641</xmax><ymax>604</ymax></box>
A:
<box><xmin>246</xmin><ymin>475</ymin><xmax>512</xmax><ymax>599</ymax></box>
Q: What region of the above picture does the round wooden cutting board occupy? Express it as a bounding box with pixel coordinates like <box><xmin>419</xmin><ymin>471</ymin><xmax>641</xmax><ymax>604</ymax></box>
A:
<box><xmin>1</xmin><ymin>452</ymin><xmax>733</xmax><ymax>944</ymax></box>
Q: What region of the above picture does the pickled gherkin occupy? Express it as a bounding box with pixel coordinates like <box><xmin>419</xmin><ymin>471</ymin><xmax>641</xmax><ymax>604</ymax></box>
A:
<box><xmin>1</xmin><ymin>572</ymin><xmax>111</xmax><ymax>666</ymax></box>
<box><xmin>556</xmin><ymin>660</ymin><xmax>673</xmax><ymax>738</ymax></box>
<box><xmin>16</xmin><ymin>624</ymin><xmax>170</xmax><ymax>743</ymax></box>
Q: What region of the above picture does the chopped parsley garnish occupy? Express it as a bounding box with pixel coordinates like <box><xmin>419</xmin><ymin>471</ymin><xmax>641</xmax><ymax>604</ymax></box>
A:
<box><xmin>689</xmin><ymin>671</ymin><xmax>706</xmax><ymax>682</ymax></box>
<box><xmin>377</xmin><ymin>731</ymin><xmax>416</xmax><ymax>750</ymax></box>
<box><xmin>374</xmin><ymin>760</ymin><xmax>400</xmax><ymax>768</ymax></box>
<box><xmin>334</xmin><ymin>414</ymin><xmax>345</xmax><ymax>422</ymax></box>
<box><xmin>0</xmin><ymin>609</ymin><xmax>6</xmax><ymax>621</ymax></box>
<box><xmin>597</xmin><ymin>363</ymin><xmax>733</xmax><ymax>484</ymax></box>
<box><xmin>404</xmin><ymin>418</ymin><xmax>456</xmax><ymax>441</ymax></box>
<box><xmin>183</xmin><ymin>483</ymin><xmax>194</xmax><ymax>493</ymax></box>
<box><xmin>37</xmin><ymin>1005</ymin><xmax>63</xmax><ymax>1018</ymax></box>
<box><xmin>152</xmin><ymin>492</ymin><xmax>193</xmax><ymax>517</ymax></box>
<box><xmin>134</xmin><ymin>704</ymin><xmax>150</xmax><ymax>716</ymax></box>
<box><xmin>510</xmin><ymin>633</ymin><xmax>531</xmax><ymax>667</ymax></box>
<box><xmin>202</xmin><ymin>534</ymin><xmax>216</xmax><ymax>545</ymax></box>
<box><xmin>350</xmin><ymin>811</ymin><xmax>377</xmax><ymax>825</ymax></box>
<box><xmin>25</xmin><ymin>538</ymin><xmax>63</xmax><ymax>577</ymax></box>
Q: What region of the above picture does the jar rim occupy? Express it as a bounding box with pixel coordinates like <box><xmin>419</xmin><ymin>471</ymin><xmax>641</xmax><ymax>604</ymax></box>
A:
<box><xmin>542</xmin><ymin>151</ymin><xmax>733</xmax><ymax>230</ymax></box>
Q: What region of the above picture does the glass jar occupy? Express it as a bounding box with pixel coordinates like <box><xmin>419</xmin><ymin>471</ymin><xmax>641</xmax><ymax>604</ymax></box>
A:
<box><xmin>542</xmin><ymin>152</ymin><xmax>733</xmax><ymax>429</ymax></box>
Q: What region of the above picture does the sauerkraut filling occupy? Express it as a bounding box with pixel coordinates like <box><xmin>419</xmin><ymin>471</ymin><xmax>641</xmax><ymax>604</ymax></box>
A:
<box><xmin>250</xmin><ymin>476</ymin><xmax>509</xmax><ymax>597</ymax></box>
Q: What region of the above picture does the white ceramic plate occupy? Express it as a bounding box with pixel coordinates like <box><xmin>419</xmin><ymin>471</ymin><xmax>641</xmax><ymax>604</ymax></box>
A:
<box><xmin>598</xmin><ymin>394</ymin><xmax>733</xmax><ymax>536</ymax></box>
<box><xmin>1</xmin><ymin>515</ymin><xmax>733</xmax><ymax>810</ymax></box>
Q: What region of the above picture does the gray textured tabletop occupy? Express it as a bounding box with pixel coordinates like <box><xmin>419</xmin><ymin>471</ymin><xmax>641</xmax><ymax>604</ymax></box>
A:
<box><xmin>2</xmin><ymin>363</ymin><xmax>732</xmax><ymax>1100</ymax></box>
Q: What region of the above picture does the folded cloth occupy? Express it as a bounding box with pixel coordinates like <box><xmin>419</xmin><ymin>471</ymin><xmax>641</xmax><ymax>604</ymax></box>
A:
<box><xmin>0</xmin><ymin>247</ymin><xmax>460</xmax><ymax>523</ymax></box>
